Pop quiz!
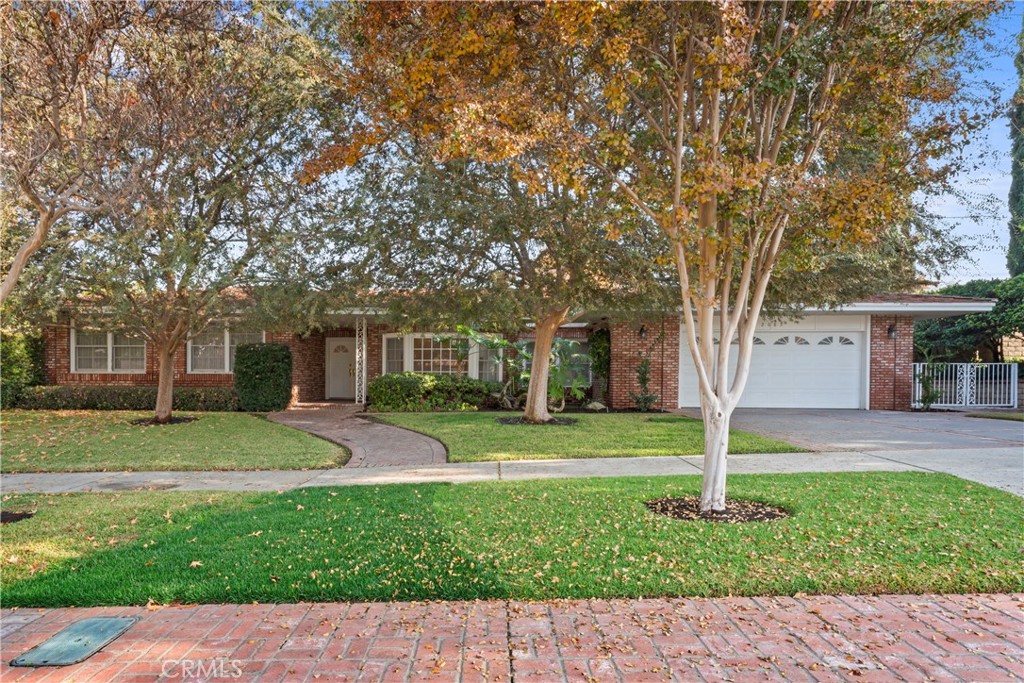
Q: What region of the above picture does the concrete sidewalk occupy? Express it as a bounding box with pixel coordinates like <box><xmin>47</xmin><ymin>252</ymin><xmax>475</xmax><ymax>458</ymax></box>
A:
<box><xmin>3</xmin><ymin>446</ymin><xmax>1021</xmax><ymax>495</ymax></box>
<box><xmin>2</xmin><ymin>593</ymin><xmax>1021</xmax><ymax>682</ymax></box>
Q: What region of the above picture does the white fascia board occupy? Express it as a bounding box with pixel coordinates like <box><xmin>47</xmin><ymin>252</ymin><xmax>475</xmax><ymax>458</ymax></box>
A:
<box><xmin>818</xmin><ymin>302</ymin><xmax>996</xmax><ymax>315</ymax></box>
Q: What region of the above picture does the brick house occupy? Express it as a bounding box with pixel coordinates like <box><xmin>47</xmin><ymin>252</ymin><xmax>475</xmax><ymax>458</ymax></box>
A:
<box><xmin>40</xmin><ymin>294</ymin><xmax>994</xmax><ymax>411</ymax></box>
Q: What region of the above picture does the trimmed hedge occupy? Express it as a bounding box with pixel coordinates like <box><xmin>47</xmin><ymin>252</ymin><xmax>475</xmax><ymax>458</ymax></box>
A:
<box><xmin>1</xmin><ymin>332</ymin><xmax>44</xmax><ymax>409</ymax></box>
<box><xmin>234</xmin><ymin>343</ymin><xmax>292</xmax><ymax>412</ymax></box>
<box><xmin>369</xmin><ymin>372</ymin><xmax>500</xmax><ymax>412</ymax></box>
<box><xmin>16</xmin><ymin>385</ymin><xmax>238</xmax><ymax>412</ymax></box>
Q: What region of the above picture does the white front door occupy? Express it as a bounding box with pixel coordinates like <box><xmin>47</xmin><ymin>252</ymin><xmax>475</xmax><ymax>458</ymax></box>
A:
<box><xmin>326</xmin><ymin>337</ymin><xmax>356</xmax><ymax>399</ymax></box>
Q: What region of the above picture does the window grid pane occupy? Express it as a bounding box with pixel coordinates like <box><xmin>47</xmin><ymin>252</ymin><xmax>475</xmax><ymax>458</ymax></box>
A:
<box><xmin>112</xmin><ymin>333</ymin><xmax>145</xmax><ymax>371</ymax></box>
<box><xmin>412</xmin><ymin>337</ymin><xmax>466</xmax><ymax>375</ymax></box>
<box><xmin>191</xmin><ymin>330</ymin><xmax>225</xmax><ymax>372</ymax></box>
<box><xmin>385</xmin><ymin>338</ymin><xmax>404</xmax><ymax>374</ymax></box>
<box><xmin>75</xmin><ymin>331</ymin><xmax>108</xmax><ymax>372</ymax></box>
<box><xmin>478</xmin><ymin>346</ymin><xmax>501</xmax><ymax>383</ymax></box>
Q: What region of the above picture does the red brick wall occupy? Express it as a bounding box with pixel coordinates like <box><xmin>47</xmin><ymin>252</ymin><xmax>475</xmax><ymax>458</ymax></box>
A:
<box><xmin>47</xmin><ymin>320</ymin><xmax>690</xmax><ymax>409</ymax></box>
<box><xmin>607</xmin><ymin>318</ymin><xmax>680</xmax><ymax>411</ymax></box>
<box><xmin>869</xmin><ymin>314</ymin><xmax>914</xmax><ymax>411</ymax></box>
<box><xmin>44</xmin><ymin>315</ymin><xmax>913</xmax><ymax>411</ymax></box>
<box><xmin>269</xmin><ymin>324</ymin><xmax>397</xmax><ymax>403</ymax></box>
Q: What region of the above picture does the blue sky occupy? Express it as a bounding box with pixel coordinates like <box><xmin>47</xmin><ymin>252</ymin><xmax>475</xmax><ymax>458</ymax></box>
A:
<box><xmin>932</xmin><ymin>3</ymin><xmax>1021</xmax><ymax>284</ymax></box>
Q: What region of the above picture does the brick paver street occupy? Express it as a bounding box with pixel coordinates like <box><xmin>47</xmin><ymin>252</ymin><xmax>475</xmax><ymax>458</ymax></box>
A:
<box><xmin>2</xmin><ymin>594</ymin><xmax>1021</xmax><ymax>682</ymax></box>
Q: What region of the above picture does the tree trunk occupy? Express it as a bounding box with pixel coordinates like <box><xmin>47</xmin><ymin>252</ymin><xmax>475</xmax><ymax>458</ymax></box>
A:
<box><xmin>522</xmin><ymin>307</ymin><xmax>569</xmax><ymax>423</ymax></box>
<box><xmin>699</xmin><ymin>398</ymin><xmax>731</xmax><ymax>513</ymax></box>
<box><xmin>154</xmin><ymin>343</ymin><xmax>177</xmax><ymax>424</ymax></box>
<box><xmin>0</xmin><ymin>211</ymin><xmax>56</xmax><ymax>305</ymax></box>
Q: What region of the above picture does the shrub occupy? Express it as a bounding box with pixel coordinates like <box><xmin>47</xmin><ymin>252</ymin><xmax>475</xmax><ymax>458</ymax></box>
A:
<box><xmin>16</xmin><ymin>385</ymin><xmax>238</xmax><ymax>411</ymax></box>
<box><xmin>233</xmin><ymin>343</ymin><xmax>292</xmax><ymax>412</ymax></box>
<box><xmin>588</xmin><ymin>328</ymin><xmax>610</xmax><ymax>380</ymax></box>
<box><xmin>1</xmin><ymin>332</ymin><xmax>44</xmax><ymax>409</ymax></box>
<box><xmin>368</xmin><ymin>372</ymin><xmax>500</xmax><ymax>412</ymax></box>
<box><xmin>629</xmin><ymin>357</ymin><xmax>659</xmax><ymax>412</ymax></box>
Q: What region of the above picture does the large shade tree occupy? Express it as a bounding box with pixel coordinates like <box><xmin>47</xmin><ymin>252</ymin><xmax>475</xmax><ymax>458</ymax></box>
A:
<box><xmin>18</xmin><ymin>2</ymin><xmax>329</xmax><ymax>423</ymax></box>
<box><xmin>332</xmin><ymin>1</ymin><xmax>998</xmax><ymax>510</ymax></box>
<box><xmin>0</xmin><ymin>2</ymin><xmax>213</xmax><ymax>304</ymax></box>
<box><xmin>915</xmin><ymin>275</ymin><xmax>1024</xmax><ymax>362</ymax></box>
<box><xmin>1009</xmin><ymin>11</ymin><xmax>1024</xmax><ymax>277</ymax></box>
<box><xmin>317</xmin><ymin>143</ymin><xmax>670</xmax><ymax>422</ymax></box>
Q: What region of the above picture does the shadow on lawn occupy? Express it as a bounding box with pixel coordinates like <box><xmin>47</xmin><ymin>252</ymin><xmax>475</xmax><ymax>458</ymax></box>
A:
<box><xmin>2</xmin><ymin>485</ymin><xmax>511</xmax><ymax>608</ymax></box>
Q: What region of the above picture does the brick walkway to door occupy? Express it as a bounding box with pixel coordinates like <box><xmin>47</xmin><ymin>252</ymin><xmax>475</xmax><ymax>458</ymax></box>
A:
<box><xmin>269</xmin><ymin>404</ymin><xmax>447</xmax><ymax>467</ymax></box>
<box><xmin>2</xmin><ymin>594</ymin><xmax>1021</xmax><ymax>682</ymax></box>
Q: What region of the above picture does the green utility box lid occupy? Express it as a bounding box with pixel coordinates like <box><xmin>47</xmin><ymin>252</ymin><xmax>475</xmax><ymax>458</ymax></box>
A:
<box><xmin>10</xmin><ymin>616</ymin><xmax>139</xmax><ymax>667</ymax></box>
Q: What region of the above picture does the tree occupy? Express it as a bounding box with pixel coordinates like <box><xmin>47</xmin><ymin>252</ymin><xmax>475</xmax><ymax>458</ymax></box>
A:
<box><xmin>1009</xmin><ymin>12</ymin><xmax>1024</xmax><ymax>277</ymax></box>
<box><xmin>324</xmin><ymin>148</ymin><xmax>669</xmax><ymax>423</ymax></box>
<box><xmin>0</xmin><ymin>2</ymin><xmax>211</xmax><ymax>304</ymax></box>
<box><xmin>915</xmin><ymin>275</ymin><xmax>1024</xmax><ymax>362</ymax></box>
<box><xmin>329</xmin><ymin>1</ymin><xmax>997</xmax><ymax>510</ymax></box>
<box><xmin>19</xmin><ymin>2</ymin><xmax>328</xmax><ymax>423</ymax></box>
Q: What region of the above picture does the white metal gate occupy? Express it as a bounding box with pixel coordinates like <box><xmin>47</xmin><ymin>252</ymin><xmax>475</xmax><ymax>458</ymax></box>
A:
<box><xmin>913</xmin><ymin>363</ymin><xmax>1019</xmax><ymax>409</ymax></box>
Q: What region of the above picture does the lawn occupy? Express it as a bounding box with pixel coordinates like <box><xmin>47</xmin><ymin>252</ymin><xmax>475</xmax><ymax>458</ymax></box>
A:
<box><xmin>967</xmin><ymin>412</ymin><xmax>1024</xmax><ymax>422</ymax></box>
<box><xmin>373</xmin><ymin>412</ymin><xmax>799</xmax><ymax>462</ymax></box>
<box><xmin>1</xmin><ymin>472</ymin><xmax>1020</xmax><ymax>607</ymax></box>
<box><xmin>0</xmin><ymin>411</ymin><xmax>348</xmax><ymax>473</ymax></box>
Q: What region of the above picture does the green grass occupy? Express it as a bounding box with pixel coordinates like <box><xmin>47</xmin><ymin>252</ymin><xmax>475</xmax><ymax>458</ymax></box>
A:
<box><xmin>967</xmin><ymin>412</ymin><xmax>1024</xmax><ymax>422</ymax></box>
<box><xmin>0</xmin><ymin>411</ymin><xmax>348</xmax><ymax>473</ymax></box>
<box><xmin>2</xmin><ymin>472</ymin><xmax>1020</xmax><ymax>607</ymax></box>
<box><xmin>373</xmin><ymin>412</ymin><xmax>799</xmax><ymax>462</ymax></box>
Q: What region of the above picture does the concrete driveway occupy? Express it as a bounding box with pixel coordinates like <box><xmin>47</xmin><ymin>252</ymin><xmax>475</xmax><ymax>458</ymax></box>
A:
<box><xmin>719</xmin><ymin>409</ymin><xmax>1022</xmax><ymax>451</ymax></box>
<box><xmin>717</xmin><ymin>409</ymin><xmax>1023</xmax><ymax>496</ymax></box>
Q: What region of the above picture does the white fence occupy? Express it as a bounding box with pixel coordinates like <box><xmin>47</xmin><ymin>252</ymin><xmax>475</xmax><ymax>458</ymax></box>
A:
<box><xmin>913</xmin><ymin>362</ymin><xmax>1019</xmax><ymax>409</ymax></box>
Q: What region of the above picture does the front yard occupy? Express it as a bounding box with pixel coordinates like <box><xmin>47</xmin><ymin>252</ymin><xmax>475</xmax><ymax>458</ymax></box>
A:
<box><xmin>2</xmin><ymin>472</ymin><xmax>1020</xmax><ymax>607</ymax></box>
<box><xmin>967</xmin><ymin>411</ymin><xmax>1024</xmax><ymax>422</ymax></box>
<box><xmin>375</xmin><ymin>412</ymin><xmax>799</xmax><ymax>462</ymax></box>
<box><xmin>0</xmin><ymin>411</ymin><xmax>348</xmax><ymax>473</ymax></box>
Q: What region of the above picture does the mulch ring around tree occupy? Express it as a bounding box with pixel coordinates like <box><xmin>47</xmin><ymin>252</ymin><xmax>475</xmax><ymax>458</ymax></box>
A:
<box><xmin>129</xmin><ymin>416</ymin><xmax>199</xmax><ymax>427</ymax></box>
<box><xmin>645</xmin><ymin>496</ymin><xmax>790</xmax><ymax>524</ymax></box>
<box><xmin>496</xmin><ymin>416</ymin><xmax>579</xmax><ymax>426</ymax></box>
<box><xmin>1</xmin><ymin>511</ymin><xmax>35</xmax><ymax>525</ymax></box>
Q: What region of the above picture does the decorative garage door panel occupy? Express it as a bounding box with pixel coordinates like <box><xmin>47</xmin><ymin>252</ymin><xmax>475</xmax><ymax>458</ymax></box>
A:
<box><xmin>678</xmin><ymin>331</ymin><xmax>865</xmax><ymax>409</ymax></box>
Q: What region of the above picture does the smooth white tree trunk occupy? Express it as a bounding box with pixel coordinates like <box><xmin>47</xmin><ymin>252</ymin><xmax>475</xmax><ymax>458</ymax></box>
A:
<box><xmin>699</xmin><ymin>398</ymin><xmax>731</xmax><ymax>512</ymax></box>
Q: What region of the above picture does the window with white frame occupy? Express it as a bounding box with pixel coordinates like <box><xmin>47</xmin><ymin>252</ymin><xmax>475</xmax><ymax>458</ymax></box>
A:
<box><xmin>412</xmin><ymin>336</ymin><xmax>466</xmax><ymax>374</ymax></box>
<box><xmin>384</xmin><ymin>337</ymin><xmax>404</xmax><ymax>374</ymax></box>
<box><xmin>188</xmin><ymin>328</ymin><xmax>265</xmax><ymax>373</ymax></box>
<box><xmin>112</xmin><ymin>333</ymin><xmax>146</xmax><ymax>371</ymax></box>
<box><xmin>72</xmin><ymin>330</ymin><xmax>145</xmax><ymax>373</ymax></box>
<box><xmin>382</xmin><ymin>334</ymin><xmax>502</xmax><ymax>381</ymax></box>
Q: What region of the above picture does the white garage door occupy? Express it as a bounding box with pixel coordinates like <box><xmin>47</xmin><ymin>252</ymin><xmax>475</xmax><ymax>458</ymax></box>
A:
<box><xmin>678</xmin><ymin>329</ymin><xmax>865</xmax><ymax>409</ymax></box>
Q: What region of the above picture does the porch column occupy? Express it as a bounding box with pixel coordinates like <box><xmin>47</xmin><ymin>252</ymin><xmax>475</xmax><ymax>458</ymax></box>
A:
<box><xmin>355</xmin><ymin>316</ymin><xmax>367</xmax><ymax>405</ymax></box>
